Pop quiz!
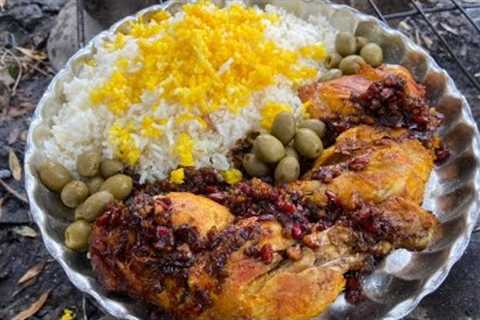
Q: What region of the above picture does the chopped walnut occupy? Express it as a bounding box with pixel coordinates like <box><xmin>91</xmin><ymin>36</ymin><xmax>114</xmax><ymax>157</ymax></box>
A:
<box><xmin>286</xmin><ymin>245</ymin><xmax>303</xmax><ymax>261</ymax></box>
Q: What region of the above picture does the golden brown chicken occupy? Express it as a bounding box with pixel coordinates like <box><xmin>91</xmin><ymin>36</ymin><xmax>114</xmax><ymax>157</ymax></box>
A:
<box><xmin>90</xmin><ymin>65</ymin><xmax>442</xmax><ymax>319</ymax></box>
<box><xmin>289</xmin><ymin>125</ymin><xmax>438</xmax><ymax>251</ymax></box>
<box><xmin>298</xmin><ymin>64</ymin><xmax>443</xmax><ymax>152</ymax></box>
<box><xmin>90</xmin><ymin>191</ymin><xmax>354</xmax><ymax>320</ymax></box>
<box><xmin>293</xmin><ymin>125</ymin><xmax>433</xmax><ymax>207</ymax></box>
<box><xmin>298</xmin><ymin>64</ymin><xmax>425</xmax><ymax>120</ymax></box>
<box><xmin>91</xmin><ymin>176</ymin><xmax>438</xmax><ymax>319</ymax></box>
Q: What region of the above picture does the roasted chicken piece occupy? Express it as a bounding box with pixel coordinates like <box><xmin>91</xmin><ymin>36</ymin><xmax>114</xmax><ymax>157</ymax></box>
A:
<box><xmin>290</xmin><ymin>125</ymin><xmax>438</xmax><ymax>251</ymax></box>
<box><xmin>90</xmin><ymin>192</ymin><xmax>237</xmax><ymax>317</ymax></box>
<box><xmin>90</xmin><ymin>192</ymin><xmax>358</xmax><ymax>320</ymax></box>
<box><xmin>196</xmin><ymin>221</ymin><xmax>352</xmax><ymax>320</ymax></box>
<box><xmin>298</xmin><ymin>64</ymin><xmax>425</xmax><ymax>120</ymax></box>
<box><xmin>91</xmin><ymin>171</ymin><xmax>439</xmax><ymax>319</ymax></box>
<box><xmin>294</xmin><ymin>125</ymin><xmax>434</xmax><ymax>208</ymax></box>
<box><xmin>299</xmin><ymin>64</ymin><xmax>444</xmax><ymax>154</ymax></box>
<box><xmin>202</xmin><ymin>229</ymin><xmax>363</xmax><ymax>320</ymax></box>
<box><xmin>90</xmin><ymin>187</ymin><xmax>439</xmax><ymax>319</ymax></box>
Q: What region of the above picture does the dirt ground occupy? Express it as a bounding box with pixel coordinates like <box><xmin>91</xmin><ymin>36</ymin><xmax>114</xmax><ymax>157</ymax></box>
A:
<box><xmin>0</xmin><ymin>1</ymin><xmax>479</xmax><ymax>320</ymax></box>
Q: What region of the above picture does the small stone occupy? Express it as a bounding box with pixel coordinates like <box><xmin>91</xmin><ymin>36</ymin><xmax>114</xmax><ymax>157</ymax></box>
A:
<box><xmin>9</xmin><ymin>4</ymin><xmax>44</xmax><ymax>30</ymax></box>
<box><xmin>0</xmin><ymin>169</ymin><xmax>11</xmax><ymax>179</ymax></box>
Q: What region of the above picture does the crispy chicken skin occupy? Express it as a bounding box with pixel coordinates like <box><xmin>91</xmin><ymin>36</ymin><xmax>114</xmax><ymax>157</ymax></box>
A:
<box><xmin>198</xmin><ymin>221</ymin><xmax>349</xmax><ymax>320</ymax></box>
<box><xmin>295</xmin><ymin>125</ymin><xmax>434</xmax><ymax>208</ymax></box>
<box><xmin>290</xmin><ymin>125</ymin><xmax>437</xmax><ymax>251</ymax></box>
<box><xmin>168</xmin><ymin>192</ymin><xmax>234</xmax><ymax>235</ymax></box>
<box><xmin>298</xmin><ymin>64</ymin><xmax>425</xmax><ymax>120</ymax></box>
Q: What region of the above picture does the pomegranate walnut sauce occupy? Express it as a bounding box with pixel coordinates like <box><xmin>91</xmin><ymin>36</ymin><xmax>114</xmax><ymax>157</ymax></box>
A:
<box><xmin>89</xmin><ymin>64</ymin><xmax>445</xmax><ymax>320</ymax></box>
<box><xmin>91</xmin><ymin>160</ymin><xmax>439</xmax><ymax>319</ymax></box>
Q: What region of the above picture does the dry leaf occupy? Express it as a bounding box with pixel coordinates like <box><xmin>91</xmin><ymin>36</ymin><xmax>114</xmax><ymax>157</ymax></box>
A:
<box><xmin>0</xmin><ymin>179</ymin><xmax>28</xmax><ymax>203</ymax></box>
<box><xmin>15</xmin><ymin>47</ymin><xmax>47</xmax><ymax>61</ymax></box>
<box><xmin>8</xmin><ymin>127</ymin><xmax>20</xmax><ymax>144</ymax></box>
<box><xmin>421</xmin><ymin>34</ymin><xmax>433</xmax><ymax>49</ymax></box>
<box><xmin>398</xmin><ymin>21</ymin><xmax>411</xmax><ymax>31</ymax></box>
<box><xmin>13</xmin><ymin>226</ymin><xmax>38</xmax><ymax>238</ymax></box>
<box><xmin>18</xmin><ymin>262</ymin><xmax>46</xmax><ymax>284</ymax></box>
<box><xmin>440</xmin><ymin>22</ymin><xmax>459</xmax><ymax>36</ymax></box>
<box><xmin>13</xmin><ymin>290</ymin><xmax>50</xmax><ymax>320</ymax></box>
<box><xmin>8</xmin><ymin>149</ymin><xmax>22</xmax><ymax>181</ymax></box>
<box><xmin>12</xmin><ymin>277</ymin><xmax>36</xmax><ymax>298</ymax></box>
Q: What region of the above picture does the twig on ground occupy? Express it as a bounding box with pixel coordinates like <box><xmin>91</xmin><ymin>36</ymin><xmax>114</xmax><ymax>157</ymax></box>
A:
<box><xmin>0</xmin><ymin>178</ymin><xmax>28</xmax><ymax>204</ymax></box>
<box><xmin>82</xmin><ymin>295</ymin><xmax>88</xmax><ymax>320</ymax></box>
<box><xmin>30</xmin><ymin>63</ymin><xmax>50</xmax><ymax>76</ymax></box>
<box><xmin>3</xmin><ymin>49</ymin><xmax>23</xmax><ymax>96</ymax></box>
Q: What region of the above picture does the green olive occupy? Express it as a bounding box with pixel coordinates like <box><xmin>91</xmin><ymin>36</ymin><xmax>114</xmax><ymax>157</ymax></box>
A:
<box><xmin>75</xmin><ymin>191</ymin><xmax>114</xmax><ymax>222</ymax></box>
<box><xmin>271</xmin><ymin>112</ymin><xmax>296</xmax><ymax>145</ymax></box>
<box><xmin>339</xmin><ymin>55</ymin><xmax>366</xmax><ymax>75</ymax></box>
<box><xmin>61</xmin><ymin>180</ymin><xmax>89</xmax><ymax>208</ymax></box>
<box><xmin>100</xmin><ymin>174</ymin><xmax>133</xmax><ymax>200</ymax></box>
<box><xmin>285</xmin><ymin>146</ymin><xmax>299</xmax><ymax>159</ymax></box>
<box><xmin>37</xmin><ymin>160</ymin><xmax>72</xmax><ymax>192</ymax></box>
<box><xmin>356</xmin><ymin>36</ymin><xmax>369</xmax><ymax>52</ymax></box>
<box><xmin>324</xmin><ymin>53</ymin><xmax>342</xmax><ymax>69</ymax></box>
<box><xmin>335</xmin><ymin>32</ymin><xmax>357</xmax><ymax>57</ymax></box>
<box><xmin>100</xmin><ymin>159</ymin><xmax>124</xmax><ymax>178</ymax></box>
<box><xmin>298</xmin><ymin>119</ymin><xmax>326</xmax><ymax>138</ymax></box>
<box><xmin>64</xmin><ymin>220</ymin><xmax>92</xmax><ymax>251</ymax></box>
<box><xmin>86</xmin><ymin>176</ymin><xmax>104</xmax><ymax>194</ymax></box>
<box><xmin>294</xmin><ymin>128</ymin><xmax>324</xmax><ymax>159</ymax></box>
<box><xmin>76</xmin><ymin>151</ymin><xmax>101</xmax><ymax>177</ymax></box>
<box><xmin>360</xmin><ymin>43</ymin><xmax>384</xmax><ymax>67</ymax></box>
<box><xmin>319</xmin><ymin>69</ymin><xmax>343</xmax><ymax>82</ymax></box>
<box><xmin>242</xmin><ymin>153</ymin><xmax>270</xmax><ymax>177</ymax></box>
<box><xmin>275</xmin><ymin>156</ymin><xmax>300</xmax><ymax>184</ymax></box>
<box><xmin>253</xmin><ymin>134</ymin><xmax>285</xmax><ymax>164</ymax></box>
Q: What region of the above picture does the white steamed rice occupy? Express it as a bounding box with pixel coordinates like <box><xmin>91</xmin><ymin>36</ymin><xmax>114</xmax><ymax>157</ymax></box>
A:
<box><xmin>43</xmin><ymin>2</ymin><xmax>337</xmax><ymax>182</ymax></box>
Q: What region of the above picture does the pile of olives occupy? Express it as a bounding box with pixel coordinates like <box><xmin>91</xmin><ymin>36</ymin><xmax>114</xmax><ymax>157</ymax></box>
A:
<box><xmin>37</xmin><ymin>152</ymin><xmax>133</xmax><ymax>251</ymax></box>
<box><xmin>243</xmin><ymin>112</ymin><xmax>326</xmax><ymax>184</ymax></box>
<box><xmin>322</xmin><ymin>31</ymin><xmax>384</xmax><ymax>79</ymax></box>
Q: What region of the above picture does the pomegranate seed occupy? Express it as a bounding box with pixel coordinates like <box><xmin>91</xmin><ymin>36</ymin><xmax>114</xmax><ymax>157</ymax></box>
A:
<box><xmin>110</xmin><ymin>211</ymin><xmax>121</xmax><ymax>226</ymax></box>
<box><xmin>260</xmin><ymin>244</ymin><xmax>273</xmax><ymax>264</ymax></box>
<box><xmin>156</xmin><ymin>226</ymin><xmax>170</xmax><ymax>238</ymax></box>
<box><xmin>205</xmin><ymin>186</ymin><xmax>218</xmax><ymax>194</ymax></box>
<box><xmin>291</xmin><ymin>224</ymin><xmax>303</xmax><ymax>240</ymax></box>
<box><xmin>96</xmin><ymin>214</ymin><xmax>110</xmax><ymax>227</ymax></box>
<box><xmin>279</xmin><ymin>201</ymin><xmax>296</xmax><ymax>214</ymax></box>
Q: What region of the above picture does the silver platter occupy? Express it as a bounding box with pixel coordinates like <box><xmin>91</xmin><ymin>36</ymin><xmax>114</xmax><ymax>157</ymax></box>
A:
<box><xmin>24</xmin><ymin>1</ymin><xmax>480</xmax><ymax>319</ymax></box>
